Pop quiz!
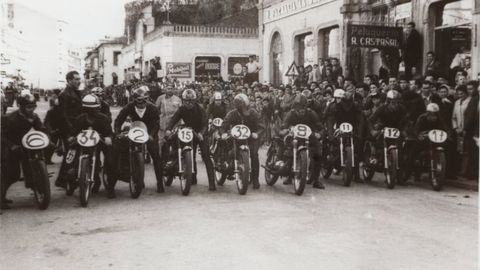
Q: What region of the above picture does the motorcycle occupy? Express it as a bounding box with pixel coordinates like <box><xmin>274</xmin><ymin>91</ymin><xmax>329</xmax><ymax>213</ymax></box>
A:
<box><xmin>414</xmin><ymin>129</ymin><xmax>448</xmax><ymax>191</ymax></box>
<box><xmin>263</xmin><ymin>124</ymin><xmax>311</xmax><ymax>195</ymax></box>
<box><xmin>209</xmin><ymin>117</ymin><xmax>223</xmax><ymax>155</ymax></box>
<box><xmin>65</xmin><ymin>128</ymin><xmax>102</xmax><ymax>207</ymax></box>
<box><xmin>361</xmin><ymin>127</ymin><xmax>401</xmax><ymax>189</ymax></box>
<box><xmin>18</xmin><ymin>128</ymin><xmax>51</xmax><ymax>209</ymax></box>
<box><xmin>212</xmin><ymin>124</ymin><xmax>252</xmax><ymax>195</ymax></box>
<box><xmin>114</xmin><ymin>121</ymin><xmax>148</xmax><ymax>198</ymax></box>
<box><xmin>162</xmin><ymin>126</ymin><xmax>195</xmax><ymax>195</ymax></box>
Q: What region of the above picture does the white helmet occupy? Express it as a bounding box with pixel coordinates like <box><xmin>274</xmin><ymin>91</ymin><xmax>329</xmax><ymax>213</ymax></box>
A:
<box><xmin>233</xmin><ymin>93</ymin><xmax>250</xmax><ymax>109</ymax></box>
<box><xmin>82</xmin><ymin>94</ymin><xmax>100</xmax><ymax>108</ymax></box>
<box><xmin>426</xmin><ymin>103</ymin><xmax>439</xmax><ymax>113</ymax></box>
<box><xmin>182</xmin><ymin>88</ymin><xmax>197</xmax><ymax>100</ymax></box>
<box><xmin>213</xmin><ymin>91</ymin><xmax>222</xmax><ymax>100</ymax></box>
<box><xmin>91</xmin><ymin>87</ymin><xmax>104</xmax><ymax>97</ymax></box>
<box><xmin>333</xmin><ymin>89</ymin><xmax>345</xmax><ymax>98</ymax></box>
<box><xmin>386</xmin><ymin>90</ymin><xmax>400</xmax><ymax>99</ymax></box>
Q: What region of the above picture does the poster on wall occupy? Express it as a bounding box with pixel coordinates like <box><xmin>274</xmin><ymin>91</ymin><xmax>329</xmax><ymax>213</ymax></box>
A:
<box><xmin>347</xmin><ymin>24</ymin><xmax>403</xmax><ymax>49</ymax></box>
<box><xmin>166</xmin><ymin>62</ymin><xmax>191</xmax><ymax>78</ymax></box>
<box><xmin>228</xmin><ymin>57</ymin><xmax>249</xmax><ymax>78</ymax></box>
<box><xmin>195</xmin><ymin>56</ymin><xmax>221</xmax><ymax>81</ymax></box>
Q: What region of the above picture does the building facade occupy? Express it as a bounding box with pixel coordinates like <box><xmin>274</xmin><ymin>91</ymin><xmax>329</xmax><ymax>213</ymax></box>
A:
<box><xmin>84</xmin><ymin>39</ymin><xmax>125</xmax><ymax>87</ymax></box>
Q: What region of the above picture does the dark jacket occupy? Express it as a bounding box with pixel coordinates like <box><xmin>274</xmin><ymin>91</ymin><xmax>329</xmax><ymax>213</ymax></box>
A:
<box><xmin>1</xmin><ymin>110</ymin><xmax>48</xmax><ymax>149</ymax></box>
<box><xmin>368</xmin><ymin>104</ymin><xmax>408</xmax><ymax>130</ymax></box>
<box><xmin>167</xmin><ymin>103</ymin><xmax>208</xmax><ymax>135</ymax></box>
<box><xmin>221</xmin><ymin>108</ymin><xmax>264</xmax><ymax>134</ymax></box>
<box><xmin>282</xmin><ymin>109</ymin><xmax>322</xmax><ymax>132</ymax></box>
<box><xmin>207</xmin><ymin>102</ymin><xmax>227</xmax><ymax>119</ymax></box>
<box><xmin>58</xmin><ymin>85</ymin><xmax>83</xmax><ymax>135</ymax></box>
<box><xmin>114</xmin><ymin>102</ymin><xmax>160</xmax><ymax>138</ymax></box>
<box><xmin>402</xmin><ymin>90</ymin><xmax>426</xmax><ymax>122</ymax></box>
<box><xmin>100</xmin><ymin>100</ymin><xmax>112</xmax><ymax>123</ymax></box>
<box><xmin>72</xmin><ymin>112</ymin><xmax>113</xmax><ymax>138</ymax></box>
<box><xmin>414</xmin><ymin>113</ymin><xmax>451</xmax><ymax>138</ymax></box>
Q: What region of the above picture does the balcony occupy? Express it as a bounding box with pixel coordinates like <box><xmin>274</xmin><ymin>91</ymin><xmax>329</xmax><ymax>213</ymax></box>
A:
<box><xmin>145</xmin><ymin>23</ymin><xmax>258</xmax><ymax>41</ymax></box>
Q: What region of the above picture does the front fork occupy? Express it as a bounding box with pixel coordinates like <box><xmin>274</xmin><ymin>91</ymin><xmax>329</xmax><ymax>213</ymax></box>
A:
<box><xmin>340</xmin><ymin>136</ymin><xmax>355</xmax><ymax>167</ymax></box>
<box><xmin>77</xmin><ymin>149</ymin><xmax>96</xmax><ymax>184</ymax></box>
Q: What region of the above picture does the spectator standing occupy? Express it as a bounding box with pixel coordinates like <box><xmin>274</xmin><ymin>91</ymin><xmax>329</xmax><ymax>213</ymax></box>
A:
<box><xmin>403</xmin><ymin>22</ymin><xmax>422</xmax><ymax>79</ymax></box>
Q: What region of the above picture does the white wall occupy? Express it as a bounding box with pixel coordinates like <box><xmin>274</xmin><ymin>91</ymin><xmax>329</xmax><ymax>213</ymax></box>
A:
<box><xmin>260</xmin><ymin>0</ymin><xmax>343</xmax><ymax>84</ymax></box>
<box><xmin>100</xmin><ymin>43</ymin><xmax>123</xmax><ymax>86</ymax></box>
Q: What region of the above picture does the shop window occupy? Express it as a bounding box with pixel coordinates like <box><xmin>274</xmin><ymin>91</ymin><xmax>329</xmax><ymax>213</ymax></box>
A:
<box><xmin>113</xmin><ymin>51</ymin><xmax>121</xmax><ymax>66</ymax></box>
<box><xmin>294</xmin><ymin>32</ymin><xmax>313</xmax><ymax>67</ymax></box>
<box><xmin>195</xmin><ymin>56</ymin><xmax>221</xmax><ymax>82</ymax></box>
<box><xmin>318</xmin><ymin>26</ymin><xmax>340</xmax><ymax>61</ymax></box>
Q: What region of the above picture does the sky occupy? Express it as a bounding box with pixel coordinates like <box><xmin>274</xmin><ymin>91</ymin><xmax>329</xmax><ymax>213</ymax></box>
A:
<box><xmin>12</xmin><ymin>0</ymin><xmax>129</xmax><ymax>47</ymax></box>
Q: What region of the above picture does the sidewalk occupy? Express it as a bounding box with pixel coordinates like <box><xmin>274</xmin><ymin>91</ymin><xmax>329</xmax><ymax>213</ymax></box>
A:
<box><xmin>445</xmin><ymin>177</ymin><xmax>478</xmax><ymax>191</ymax></box>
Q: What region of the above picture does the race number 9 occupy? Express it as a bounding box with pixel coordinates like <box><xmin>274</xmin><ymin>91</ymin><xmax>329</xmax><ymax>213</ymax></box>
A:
<box><xmin>77</xmin><ymin>129</ymin><xmax>100</xmax><ymax>147</ymax></box>
<box><xmin>339</xmin><ymin>122</ymin><xmax>353</xmax><ymax>133</ymax></box>
<box><xmin>178</xmin><ymin>128</ymin><xmax>194</xmax><ymax>143</ymax></box>
<box><xmin>212</xmin><ymin>118</ymin><xmax>223</xmax><ymax>127</ymax></box>
<box><xmin>21</xmin><ymin>130</ymin><xmax>50</xmax><ymax>150</ymax></box>
<box><xmin>231</xmin><ymin>125</ymin><xmax>251</xmax><ymax>140</ymax></box>
<box><xmin>384</xmin><ymin>127</ymin><xmax>400</xmax><ymax>139</ymax></box>
<box><xmin>128</xmin><ymin>127</ymin><xmax>149</xmax><ymax>143</ymax></box>
<box><xmin>293</xmin><ymin>124</ymin><xmax>312</xmax><ymax>139</ymax></box>
<box><xmin>428</xmin><ymin>129</ymin><xmax>447</xmax><ymax>143</ymax></box>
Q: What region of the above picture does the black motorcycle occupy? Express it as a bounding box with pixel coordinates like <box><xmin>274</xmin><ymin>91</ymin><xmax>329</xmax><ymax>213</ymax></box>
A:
<box><xmin>414</xmin><ymin>129</ymin><xmax>448</xmax><ymax>191</ymax></box>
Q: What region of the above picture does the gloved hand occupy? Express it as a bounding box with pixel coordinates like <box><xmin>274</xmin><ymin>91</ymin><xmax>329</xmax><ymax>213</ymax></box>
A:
<box><xmin>104</xmin><ymin>137</ymin><xmax>112</xmax><ymax>146</ymax></box>
<box><xmin>197</xmin><ymin>133</ymin><xmax>204</xmax><ymax>142</ymax></box>
<box><xmin>279</xmin><ymin>129</ymin><xmax>289</xmax><ymax>137</ymax></box>
<box><xmin>251</xmin><ymin>132</ymin><xmax>258</xmax><ymax>139</ymax></box>
<box><xmin>314</xmin><ymin>132</ymin><xmax>321</xmax><ymax>139</ymax></box>
<box><xmin>165</xmin><ymin>130</ymin><xmax>172</xmax><ymax>137</ymax></box>
<box><xmin>221</xmin><ymin>133</ymin><xmax>228</xmax><ymax>140</ymax></box>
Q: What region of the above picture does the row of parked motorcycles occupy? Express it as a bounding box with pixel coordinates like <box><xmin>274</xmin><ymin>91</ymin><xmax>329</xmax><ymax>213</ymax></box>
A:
<box><xmin>16</xmin><ymin>119</ymin><xmax>448</xmax><ymax>209</ymax></box>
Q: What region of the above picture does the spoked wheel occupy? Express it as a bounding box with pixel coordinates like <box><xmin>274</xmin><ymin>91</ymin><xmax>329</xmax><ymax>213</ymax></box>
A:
<box><xmin>385</xmin><ymin>148</ymin><xmax>398</xmax><ymax>189</ymax></box>
<box><xmin>212</xmin><ymin>157</ymin><xmax>227</xmax><ymax>186</ymax></box>
<box><xmin>293</xmin><ymin>150</ymin><xmax>307</xmax><ymax>196</ymax></box>
<box><xmin>361</xmin><ymin>142</ymin><xmax>375</xmax><ymax>182</ymax></box>
<box><xmin>129</xmin><ymin>151</ymin><xmax>145</xmax><ymax>199</ymax></box>
<box><xmin>264</xmin><ymin>144</ymin><xmax>279</xmax><ymax>186</ymax></box>
<box><xmin>342</xmin><ymin>146</ymin><xmax>353</xmax><ymax>187</ymax></box>
<box><xmin>235</xmin><ymin>150</ymin><xmax>250</xmax><ymax>195</ymax></box>
<box><xmin>32</xmin><ymin>160</ymin><xmax>51</xmax><ymax>210</ymax></box>
<box><xmin>431</xmin><ymin>150</ymin><xmax>445</xmax><ymax>191</ymax></box>
<box><xmin>79</xmin><ymin>157</ymin><xmax>93</xmax><ymax>207</ymax></box>
<box><xmin>180</xmin><ymin>150</ymin><xmax>193</xmax><ymax>196</ymax></box>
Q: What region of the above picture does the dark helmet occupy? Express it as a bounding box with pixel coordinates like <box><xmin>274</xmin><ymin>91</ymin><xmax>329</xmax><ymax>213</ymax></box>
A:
<box><xmin>132</xmin><ymin>86</ymin><xmax>150</xmax><ymax>101</ymax></box>
<box><xmin>292</xmin><ymin>94</ymin><xmax>307</xmax><ymax>109</ymax></box>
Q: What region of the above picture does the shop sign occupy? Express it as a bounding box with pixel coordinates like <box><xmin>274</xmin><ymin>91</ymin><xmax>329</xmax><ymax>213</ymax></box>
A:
<box><xmin>450</xmin><ymin>28</ymin><xmax>469</xmax><ymax>42</ymax></box>
<box><xmin>195</xmin><ymin>57</ymin><xmax>221</xmax><ymax>81</ymax></box>
<box><xmin>347</xmin><ymin>24</ymin><xmax>403</xmax><ymax>49</ymax></box>
<box><xmin>228</xmin><ymin>57</ymin><xmax>249</xmax><ymax>77</ymax></box>
<box><xmin>264</xmin><ymin>0</ymin><xmax>330</xmax><ymax>23</ymax></box>
<box><xmin>166</xmin><ymin>62</ymin><xmax>191</xmax><ymax>78</ymax></box>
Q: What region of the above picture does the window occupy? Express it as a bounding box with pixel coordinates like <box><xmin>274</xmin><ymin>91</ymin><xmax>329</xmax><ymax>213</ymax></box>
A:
<box><xmin>113</xmin><ymin>51</ymin><xmax>121</xmax><ymax>66</ymax></box>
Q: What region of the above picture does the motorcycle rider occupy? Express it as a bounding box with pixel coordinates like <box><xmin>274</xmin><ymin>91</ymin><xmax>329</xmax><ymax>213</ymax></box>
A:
<box><xmin>114</xmin><ymin>86</ymin><xmax>164</xmax><ymax>195</ymax></box>
<box><xmin>280</xmin><ymin>94</ymin><xmax>325</xmax><ymax>189</ymax></box>
<box><xmin>207</xmin><ymin>92</ymin><xmax>227</xmax><ymax>120</ymax></box>
<box><xmin>220</xmin><ymin>93</ymin><xmax>263</xmax><ymax>189</ymax></box>
<box><xmin>68</xmin><ymin>94</ymin><xmax>114</xmax><ymax>197</ymax></box>
<box><xmin>368</xmin><ymin>90</ymin><xmax>408</xmax><ymax>135</ymax></box>
<box><xmin>1</xmin><ymin>92</ymin><xmax>48</xmax><ymax>209</ymax></box>
<box><xmin>166</xmin><ymin>89</ymin><xmax>216</xmax><ymax>191</ymax></box>
<box><xmin>91</xmin><ymin>87</ymin><xmax>112</xmax><ymax>122</ymax></box>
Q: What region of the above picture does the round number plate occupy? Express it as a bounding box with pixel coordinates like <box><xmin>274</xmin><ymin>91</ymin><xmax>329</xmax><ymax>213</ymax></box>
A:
<box><xmin>339</xmin><ymin>122</ymin><xmax>353</xmax><ymax>133</ymax></box>
<box><xmin>212</xmin><ymin>118</ymin><xmax>223</xmax><ymax>127</ymax></box>
<box><xmin>128</xmin><ymin>127</ymin><xmax>148</xmax><ymax>143</ymax></box>
<box><xmin>428</xmin><ymin>129</ymin><xmax>447</xmax><ymax>143</ymax></box>
<box><xmin>21</xmin><ymin>129</ymin><xmax>50</xmax><ymax>150</ymax></box>
<box><xmin>384</xmin><ymin>127</ymin><xmax>400</xmax><ymax>139</ymax></box>
<box><xmin>231</xmin><ymin>124</ymin><xmax>251</xmax><ymax>140</ymax></box>
<box><xmin>178</xmin><ymin>128</ymin><xmax>194</xmax><ymax>143</ymax></box>
<box><xmin>77</xmin><ymin>129</ymin><xmax>100</xmax><ymax>147</ymax></box>
<box><xmin>292</xmin><ymin>124</ymin><xmax>312</xmax><ymax>139</ymax></box>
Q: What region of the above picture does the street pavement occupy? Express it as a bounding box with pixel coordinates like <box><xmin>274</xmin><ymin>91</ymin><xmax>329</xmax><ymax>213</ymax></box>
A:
<box><xmin>0</xmin><ymin>100</ymin><xmax>478</xmax><ymax>270</ymax></box>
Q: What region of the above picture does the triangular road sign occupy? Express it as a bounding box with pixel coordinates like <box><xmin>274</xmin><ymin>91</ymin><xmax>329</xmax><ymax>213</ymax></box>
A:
<box><xmin>285</xmin><ymin>61</ymin><xmax>298</xmax><ymax>77</ymax></box>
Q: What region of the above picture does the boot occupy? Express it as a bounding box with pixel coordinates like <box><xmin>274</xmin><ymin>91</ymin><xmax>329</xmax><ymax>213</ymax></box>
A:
<box><xmin>312</xmin><ymin>180</ymin><xmax>325</xmax><ymax>189</ymax></box>
<box><xmin>283</xmin><ymin>176</ymin><xmax>292</xmax><ymax>185</ymax></box>
<box><xmin>106</xmin><ymin>189</ymin><xmax>116</xmax><ymax>199</ymax></box>
<box><xmin>156</xmin><ymin>182</ymin><xmax>165</xmax><ymax>193</ymax></box>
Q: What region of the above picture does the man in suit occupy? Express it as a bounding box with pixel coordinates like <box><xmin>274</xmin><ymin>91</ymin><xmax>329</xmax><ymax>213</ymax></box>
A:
<box><xmin>308</xmin><ymin>64</ymin><xmax>322</xmax><ymax>85</ymax></box>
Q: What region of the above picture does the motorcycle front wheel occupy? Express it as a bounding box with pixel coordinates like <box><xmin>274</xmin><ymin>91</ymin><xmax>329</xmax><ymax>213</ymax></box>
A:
<box><xmin>361</xmin><ymin>141</ymin><xmax>375</xmax><ymax>182</ymax></box>
<box><xmin>293</xmin><ymin>150</ymin><xmax>307</xmax><ymax>196</ymax></box>
<box><xmin>180</xmin><ymin>150</ymin><xmax>193</xmax><ymax>196</ymax></box>
<box><xmin>129</xmin><ymin>151</ymin><xmax>145</xmax><ymax>199</ymax></box>
<box><xmin>431</xmin><ymin>149</ymin><xmax>445</xmax><ymax>191</ymax></box>
<box><xmin>32</xmin><ymin>160</ymin><xmax>50</xmax><ymax>210</ymax></box>
<box><xmin>342</xmin><ymin>146</ymin><xmax>353</xmax><ymax>187</ymax></box>
<box><xmin>79</xmin><ymin>157</ymin><xmax>93</xmax><ymax>207</ymax></box>
<box><xmin>236</xmin><ymin>150</ymin><xmax>250</xmax><ymax>195</ymax></box>
<box><xmin>264</xmin><ymin>144</ymin><xmax>279</xmax><ymax>186</ymax></box>
<box><xmin>385</xmin><ymin>148</ymin><xmax>398</xmax><ymax>189</ymax></box>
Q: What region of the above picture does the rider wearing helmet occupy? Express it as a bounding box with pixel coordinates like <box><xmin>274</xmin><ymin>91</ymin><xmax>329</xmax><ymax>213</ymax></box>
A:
<box><xmin>114</xmin><ymin>85</ymin><xmax>164</xmax><ymax>196</ymax></box>
<box><xmin>207</xmin><ymin>91</ymin><xmax>227</xmax><ymax>120</ymax></box>
<box><xmin>1</xmin><ymin>92</ymin><xmax>48</xmax><ymax>209</ymax></box>
<box><xmin>69</xmin><ymin>94</ymin><xmax>114</xmax><ymax>195</ymax></box>
<box><xmin>167</xmin><ymin>88</ymin><xmax>216</xmax><ymax>191</ymax></box>
<box><xmin>280</xmin><ymin>94</ymin><xmax>325</xmax><ymax>189</ymax></box>
<box><xmin>220</xmin><ymin>93</ymin><xmax>264</xmax><ymax>189</ymax></box>
<box><xmin>91</xmin><ymin>87</ymin><xmax>112</xmax><ymax>122</ymax></box>
<box><xmin>368</xmin><ymin>90</ymin><xmax>408</xmax><ymax>135</ymax></box>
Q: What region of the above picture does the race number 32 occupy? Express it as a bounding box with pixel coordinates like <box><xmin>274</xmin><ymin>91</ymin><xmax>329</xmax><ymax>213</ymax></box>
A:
<box><xmin>231</xmin><ymin>125</ymin><xmax>251</xmax><ymax>139</ymax></box>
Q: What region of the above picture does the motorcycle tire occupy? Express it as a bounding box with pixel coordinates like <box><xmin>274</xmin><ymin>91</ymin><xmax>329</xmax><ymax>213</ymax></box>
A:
<box><xmin>79</xmin><ymin>157</ymin><xmax>92</xmax><ymax>207</ymax></box>
<box><xmin>385</xmin><ymin>148</ymin><xmax>398</xmax><ymax>189</ymax></box>
<box><xmin>361</xmin><ymin>142</ymin><xmax>375</xmax><ymax>182</ymax></box>
<box><xmin>129</xmin><ymin>151</ymin><xmax>145</xmax><ymax>199</ymax></box>
<box><xmin>431</xmin><ymin>150</ymin><xmax>445</xmax><ymax>191</ymax></box>
<box><xmin>293</xmin><ymin>150</ymin><xmax>307</xmax><ymax>196</ymax></box>
<box><xmin>32</xmin><ymin>160</ymin><xmax>51</xmax><ymax>210</ymax></box>
<box><xmin>236</xmin><ymin>150</ymin><xmax>250</xmax><ymax>195</ymax></box>
<box><xmin>342</xmin><ymin>146</ymin><xmax>353</xmax><ymax>187</ymax></box>
<box><xmin>180</xmin><ymin>150</ymin><xmax>193</xmax><ymax>196</ymax></box>
<box><xmin>264</xmin><ymin>144</ymin><xmax>279</xmax><ymax>186</ymax></box>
